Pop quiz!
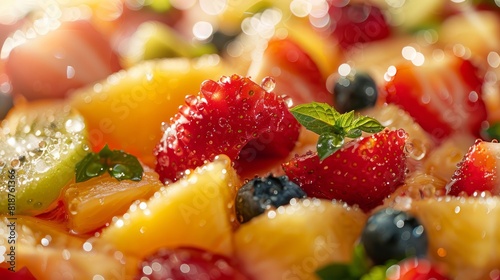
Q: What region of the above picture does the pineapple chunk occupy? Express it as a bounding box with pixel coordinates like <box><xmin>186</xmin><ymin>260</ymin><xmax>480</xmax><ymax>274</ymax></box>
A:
<box><xmin>96</xmin><ymin>155</ymin><xmax>240</xmax><ymax>259</ymax></box>
<box><xmin>63</xmin><ymin>165</ymin><xmax>163</xmax><ymax>234</ymax></box>
<box><xmin>411</xmin><ymin>196</ymin><xmax>500</xmax><ymax>280</ymax></box>
<box><xmin>234</xmin><ymin>199</ymin><xmax>367</xmax><ymax>280</ymax></box>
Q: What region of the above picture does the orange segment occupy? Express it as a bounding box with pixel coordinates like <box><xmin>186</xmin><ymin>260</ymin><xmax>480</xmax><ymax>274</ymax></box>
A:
<box><xmin>95</xmin><ymin>155</ymin><xmax>240</xmax><ymax>259</ymax></box>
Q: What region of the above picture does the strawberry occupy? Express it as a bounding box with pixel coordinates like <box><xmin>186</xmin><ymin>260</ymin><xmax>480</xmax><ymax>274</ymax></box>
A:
<box><xmin>384</xmin><ymin>53</ymin><xmax>487</xmax><ymax>142</ymax></box>
<box><xmin>0</xmin><ymin>267</ymin><xmax>36</xmax><ymax>280</ymax></box>
<box><xmin>248</xmin><ymin>38</ymin><xmax>333</xmax><ymax>106</ymax></box>
<box><xmin>5</xmin><ymin>20</ymin><xmax>121</xmax><ymax>100</ymax></box>
<box><xmin>155</xmin><ymin>74</ymin><xmax>301</xmax><ymax>183</ymax></box>
<box><xmin>446</xmin><ymin>139</ymin><xmax>500</xmax><ymax>196</ymax></box>
<box><xmin>326</xmin><ymin>1</ymin><xmax>391</xmax><ymax>49</ymax></box>
<box><xmin>387</xmin><ymin>258</ymin><xmax>449</xmax><ymax>280</ymax></box>
<box><xmin>136</xmin><ymin>247</ymin><xmax>250</xmax><ymax>280</ymax></box>
<box><xmin>282</xmin><ymin>129</ymin><xmax>408</xmax><ymax>212</ymax></box>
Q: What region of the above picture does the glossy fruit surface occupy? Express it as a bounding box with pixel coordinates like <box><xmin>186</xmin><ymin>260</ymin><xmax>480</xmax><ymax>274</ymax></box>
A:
<box><xmin>333</xmin><ymin>72</ymin><xmax>378</xmax><ymax>113</ymax></box>
<box><xmin>0</xmin><ymin>101</ymin><xmax>89</xmax><ymax>215</ymax></box>
<box><xmin>155</xmin><ymin>74</ymin><xmax>301</xmax><ymax>182</ymax></box>
<box><xmin>387</xmin><ymin>258</ymin><xmax>449</xmax><ymax>280</ymax></box>
<box><xmin>283</xmin><ymin>129</ymin><xmax>408</xmax><ymax>211</ymax></box>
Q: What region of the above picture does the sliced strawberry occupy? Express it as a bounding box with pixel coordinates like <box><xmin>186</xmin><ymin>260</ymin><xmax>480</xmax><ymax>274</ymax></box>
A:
<box><xmin>385</xmin><ymin>53</ymin><xmax>487</xmax><ymax>142</ymax></box>
<box><xmin>326</xmin><ymin>1</ymin><xmax>391</xmax><ymax>49</ymax></box>
<box><xmin>0</xmin><ymin>267</ymin><xmax>36</xmax><ymax>280</ymax></box>
<box><xmin>136</xmin><ymin>247</ymin><xmax>250</xmax><ymax>280</ymax></box>
<box><xmin>5</xmin><ymin>20</ymin><xmax>121</xmax><ymax>100</ymax></box>
<box><xmin>387</xmin><ymin>258</ymin><xmax>449</xmax><ymax>280</ymax></box>
<box><xmin>446</xmin><ymin>139</ymin><xmax>500</xmax><ymax>196</ymax></box>
<box><xmin>249</xmin><ymin>38</ymin><xmax>333</xmax><ymax>106</ymax></box>
<box><xmin>282</xmin><ymin>129</ymin><xmax>408</xmax><ymax>212</ymax></box>
<box><xmin>155</xmin><ymin>74</ymin><xmax>301</xmax><ymax>182</ymax></box>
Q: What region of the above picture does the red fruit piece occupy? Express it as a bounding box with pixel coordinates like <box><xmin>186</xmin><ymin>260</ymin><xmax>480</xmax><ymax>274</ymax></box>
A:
<box><xmin>135</xmin><ymin>247</ymin><xmax>250</xmax><ymax>280</ymax></box>
<box><xmin>282</xmin><ymin>129</ymin><xmax>408</xmax><ymax>212</ymax></box>
<box><xmin>387</xmin><ymin>258</ymin><xmax>449</xmax><ymax>280</ymax></box>
<box><xmin>0</xmin><ymin>267</ymin><xmax>37</xmax><ymax>280</ymax></box>
<box><xmin>385</xmin><ymin>54</ymin><xmax>486</xmax><ymax>142</ymax></box>
<box><xmin>155</xmin><ymin>74</ymin><xmax>301</xmax><ymax>182</ymax></box>
<box><xmin>249</xmin><ymin>38</ymin><xmax>333</xmax><ymax>106</ymax></box>
<box><xmin>327</xmin><ymin>2</ymin><xmax>391</xmax><ymax>49</ymax></box>
<box><xmin>446</xmin><ymin>139</ymin><xmax>500</xmax><ymax>196</ymax></box>
<box><xmin>5</xmin><ymin>20</ymin><xmax>121</xmax><ymax>100</ymax></box>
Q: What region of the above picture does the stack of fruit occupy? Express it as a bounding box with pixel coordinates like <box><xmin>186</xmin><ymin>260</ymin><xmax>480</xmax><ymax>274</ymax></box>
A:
<box><xmin>1</xmin><ymin>0</ymin><xmax>500</xmax><ymax>279</ymax></box>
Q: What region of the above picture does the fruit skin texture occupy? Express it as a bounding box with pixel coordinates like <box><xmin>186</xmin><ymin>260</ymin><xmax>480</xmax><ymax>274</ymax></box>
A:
<box><xmin>96</xmin><ymin>155</ymin><xmax>240</xmax><ymax>260</ymax></box>
<box><xmin>155</xmin><ymin>74</ymin><xmax>301</xmax><ymax>183</ymax></box>
<box><xmin>136</xmin><ymin>247</ymin><xmax>250</xmax><ymax>280</ymax></box>
<box><xmin>282</xmin><ymin>129</ymin><xmax>408</xmax><ymax>212</ymax></box>
<box><xmin>5</xmin><ymin>20</ymin><xmax>121</xmax><ymax>100</ymax></box>
<box><xmin>234</xmin><ymin>198</ymin><xmax>367</xmax><ymax>280</ymax></box>
<box><xmin>446</xmin><ymin>140</ymin><xmax>500</xmax><ymax>196</ymax></box>
<box><xmin>387</xmin><ymin>258</ymin><xmax>449</xmax><ymax>280</ymax></box>
<box><xmin>333</xmin><ymin>72</ymin><xmax>378</xmax><ymax>113</ymax></box>
<box><xmin>235</xmin><ymin>174</ymin><xmax>306</xmax><ymax>223</ymax></box>
<box><xmin>361</xmin><ymin>208</ymin><xmax>428</xmax><ymax>265</ymax></box>
<box><xmin>385</xmin><ymin>54</ymin><xmax>487</xmax><ymax>142</ymax></box>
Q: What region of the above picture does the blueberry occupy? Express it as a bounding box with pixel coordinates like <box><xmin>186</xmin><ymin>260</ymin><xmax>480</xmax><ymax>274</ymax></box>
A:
<box><xmin>235</xmin><ymin>174</ymin><xmax>306</xmax><ymax>223</ymax></box>
<box><xmin>360</xmin><ymin>208</ymin><xmax>428</xmax><ymax>265</ymax></box>
<box><xmin>333</xmin><ymin>72</ymin><xmax>378</xmax><ymax>113</ymax></box>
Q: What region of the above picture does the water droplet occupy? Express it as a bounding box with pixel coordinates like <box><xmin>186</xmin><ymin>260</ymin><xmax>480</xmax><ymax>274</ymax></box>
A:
<box><xmin>85</xmin><ymin>162</ymin><xmax>105</xmax><ymax>177</ymax></box>
<box><xmin>10</xmin><ymin>159</ymin><xmax>20</xmax><ymax>168</ymax></box>
<box><xmin>185</xmin><ymin>95</ymin><xmax>198</xmax><ymax>106</ymax></box>
<box><xmin>111</xmin><ymin>164</ymin><xmax>130</xmax><ymax>179</ymax></box>
<box><xmin>261</xmin><ymin>76</ymin><xmax>276</xmax><ymax>92</ymax></box>
<box><xmin>34</xmin><ymin>202</ymin><xmax>43</xmax><ymax>208</ymax></box>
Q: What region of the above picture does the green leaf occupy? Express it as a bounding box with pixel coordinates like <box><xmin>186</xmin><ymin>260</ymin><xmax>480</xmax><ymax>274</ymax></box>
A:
<box><xmin>290</xmin><ymin>103</ymin><xmax>340</xmax><ymax>135</ymax></box>
<box><xmin>486</xmin><ymin>123</ymin><xmax>500</xmax><ymax>140</ymax></box>
<box><xmin>317</xmin><ymin>134</ymin><xmax>344</xmax><ymax>161</ymax></box>
<box><xmin>353</xmin><ymin>117</ymin><xmax>385</xmax><ymax>133</ymax></box>
<box><xmin>290</xmin><ymin>102</ymin><xmax>385</xmax><ymax>160</ymax></box>
<box><xmin>75</xmin><ymin>145</ymin><xmax>143</xmax><ymax>183</ymax></box>
<box><xmin>316</xmin><ymin>263</ymin><xmax>355</xmax><ymax>280</ymax></box>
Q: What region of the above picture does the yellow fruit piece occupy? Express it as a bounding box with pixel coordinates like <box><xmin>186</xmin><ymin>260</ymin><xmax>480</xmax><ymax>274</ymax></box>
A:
<box><xmin>96</xmin><ymin>155</ymin><xmax>240</xmax><ymax>259</ymax></box>
<box><xmin>234</xmin><ymin>199</ymin><xmax>366</xmax><ymax>280</ymax></box>
<box><xmin>411</xmin><ymin>196</ymin><xmax>500</xmax><ymax>280</ymax></box>
<box><xmin>63</xmin><ymin>165</ymin><xmax>163</xmax><ymax>234</ymax></box>
<box><xmin>0</xmin><ymin>216</ymin><xmax>137</xmax><ymax>279</ymax></box>
<box><xmin>69</xmin><ymin>55</ymin><xmax>228</xmax><ymax>167</ymax></box>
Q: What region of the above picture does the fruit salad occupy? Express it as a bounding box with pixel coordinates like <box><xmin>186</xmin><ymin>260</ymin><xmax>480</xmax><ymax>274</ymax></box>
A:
<box><xmin>1</xmin><ymin>0</ymin><xmax>500</xmax><ymax>279</ymax></box>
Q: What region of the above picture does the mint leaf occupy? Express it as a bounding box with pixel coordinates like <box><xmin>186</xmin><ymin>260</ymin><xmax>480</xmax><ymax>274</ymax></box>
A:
<box><xmin>75</xmin><ymin>145</ymin><xmax>143</xmax><ymax>182</ymax></box>
<box><xmin>290</xmin><ymin>102</ymin><xmax>385</xmax><ymax>160</ymax></box>
<box><xmin>316</xmin><ymin>263</ymin><xmax>354</xmax><ymax>280</ymax></box>
<box><xmin>290</xmin><ymin>103</ymin><xmax>340</xmax><ymax>135</ymax></box>
<box><xmin>486</xmin><ymin>123</ymin><xmax>500</xmax><ymax>141</ymax></box>
<box><xmin>317</xmin><ymin>134</ymin><xmax>344</xmax><ymax>160</ymax></box>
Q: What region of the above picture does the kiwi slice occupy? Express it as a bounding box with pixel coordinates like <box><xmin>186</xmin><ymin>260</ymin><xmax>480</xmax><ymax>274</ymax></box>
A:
<box><xmin>0</xmin><ymin>101</ymin><xmax>90</xmax><ymax>215</ymax></box>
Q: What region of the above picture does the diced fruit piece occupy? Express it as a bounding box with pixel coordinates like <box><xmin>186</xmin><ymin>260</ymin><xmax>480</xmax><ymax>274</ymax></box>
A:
<box><xmin>387</xmin><ymin>258</ymin><xmax>449</xmax><ymax>280</ymax></box>
<box><xmin>366</xmin><ymin>104</ymin><xmax>434</xmax><ymax>169</ymax></box>
<box><xmin>361</xmin><ymin>208</ymin><xmax>428</xmax><ymax>265</ymax></box>
<box><xmin>63</xmin><ymin>164</ymin><xmax>163</xmax><ymax>234</ymax></box>
<box><xmin>234</xmin><ymin>198</ymin><xmax>367</xmax><ymax>280</ymax></box>
<box><xmin>0</xmin><ymin>216</ymin><xmax>137</xmax><ymax>279</ymax></box>
<box><xmin>69</xmin><ymin>55</ymin><xmax>228</xmax><ymax>167</ymax></box>
<box><xmin>235</xmin><ymin>174</ymin><xmax>306</xmax><ymax>223</ymax></box>
<box><xmin>411</xmin><ymin>196</ymin><xmax>500</xmax><ymax>279</ymax></box>
<box><xmin>326</xmin><ymin>2</ymin><xmax>391</xmax><ymax>49</ymax></box>
<box><xmin>283</xmin><ymin>129</ymin><xmax>408</xmax><ymax>212</ymax></box>
<box><xmin>248</xmin><ymin>38</ymin><xmax>333</xmax><ymax>106</ymax></box>
<box><xmin>423</xmin><ymin>134</ymin><xmax>475</xmax><ymax>182</ymax></box>
<box><xmin>0</xmin><ymin>101</ymin><xmax>89</xmax><ymax>215</ymax></box>
<box><xmin>4</xmin><ymin>20</ymin><xmax>121</xmax><ymax>100</ymax></box>
<box><xmin>446</xmin><ymin>140</ymin><xmax>500</xmax><ymax>196</ymax></box>
<box><xmin>384</xmin><ymin>53</ymin><xmax>487</xmax><ymax>142</ymax></box>
<box><xmin>333</xmin><ymin>72</ymin><xmax>378</xmax><ymax>113</ymax></box>
<box><xmin>96</xmin><ymin>155</ymin><xmax>240</xmax><ymax>259</ymax></box>
<box><xmin>123</xmin><ymin>21</ymin><xmax>216</xmax><ymax>66</ymax></box>
<box><xmin>136</xmin><ymin>247</ymin><xmax>250</xmax><ymax>280</ymax></box>
<box><xmin>155</xmin><ymin>74</ymin><xmax>301</xmax><ymax>183</ymax></box>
